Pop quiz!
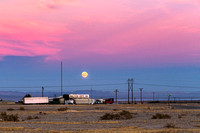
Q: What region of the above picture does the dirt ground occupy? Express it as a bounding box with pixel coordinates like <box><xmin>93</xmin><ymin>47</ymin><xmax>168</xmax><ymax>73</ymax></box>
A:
<box><xmin>1</xmin><ymin>103</ymin><xmax>200</xmax><ymax>132</ymax></box>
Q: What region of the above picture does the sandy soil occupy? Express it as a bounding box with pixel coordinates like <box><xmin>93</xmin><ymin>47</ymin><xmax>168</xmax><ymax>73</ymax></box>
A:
<box><xmin>0</xmin><ymin>103</ymin><xmax>200</xmax><ymax>132</ymax></box>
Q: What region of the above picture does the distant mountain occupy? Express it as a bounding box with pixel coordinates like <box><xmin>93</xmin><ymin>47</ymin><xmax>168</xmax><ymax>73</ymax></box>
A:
<box><xmin>0</xmin><ymin>90</ymin><xmax>199</xmax><ymax>102</ymax></box>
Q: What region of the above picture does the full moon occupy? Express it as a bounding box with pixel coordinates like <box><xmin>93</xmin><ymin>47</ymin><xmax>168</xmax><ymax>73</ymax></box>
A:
<box><xmin>82</xmin><ymin>71</ymin><xmax>88</xmax><ymax>78</ymax></box>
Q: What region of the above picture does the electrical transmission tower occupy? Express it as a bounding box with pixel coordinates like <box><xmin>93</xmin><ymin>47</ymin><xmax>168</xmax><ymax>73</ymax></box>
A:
<box><xmin>128</xmin><ymin>78</ymin><xmax>134</xmax><ymax>104</ymax></box>
<box><xmin>114</xmin><ymin>89</ymin><xmax>119</xmax><ymax>104</ymax></box>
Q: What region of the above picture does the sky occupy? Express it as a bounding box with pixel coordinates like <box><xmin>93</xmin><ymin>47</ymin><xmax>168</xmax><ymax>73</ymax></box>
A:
<box><xmin>0</xmin><ymin>0</ymin><xmax>200</xmax><ymax>96</ymax></box>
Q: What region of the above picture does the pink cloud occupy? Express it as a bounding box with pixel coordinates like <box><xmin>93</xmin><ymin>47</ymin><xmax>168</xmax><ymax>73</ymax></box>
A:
<box><xmin>0</xmin><ymin>0</ymin><xmax>200</xmax><ymax>66</ymax></box>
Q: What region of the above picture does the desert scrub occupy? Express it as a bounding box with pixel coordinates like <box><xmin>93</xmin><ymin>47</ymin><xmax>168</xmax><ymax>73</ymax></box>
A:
<box><xmin>152</xmin><ymin>113</ymin><xmax>171</xmax><ymax>119</ymax></box>
<box><xmin>0</xmin><ymin>112</ymin><xmax>19</xmax><ymax>121</ymax></box>
<box><xmin>7</xmin><ymin>108</ymin><xmax>14</xmax><ymax>111</ymax></box>
<box><xmin>26</xmin><ymin>115</ymin><xmax>39</xmax><ymax>120</ymax></box>
<box><xmin>57</xmin><ymin>107</ymin><xmax>69</xmax><ymax>111</ymax></box>
<box><xmin>100</xmin><ymin>110</ymin><xmax>133</xmax><ymax>120</ymax></box>
<box><xmin>164</xmin><ymin>123</ymin><xmax>176</xmax><ymax>128</ymax></box>
<box><xmin>26</xmin><ymin>116</ymin><xmax>33</xmax><ymax>120</ymax></box>
<box><xmin>19</xmin><ymin>107</ymin><xmax>25</xmax><ymax>110</ymax></box>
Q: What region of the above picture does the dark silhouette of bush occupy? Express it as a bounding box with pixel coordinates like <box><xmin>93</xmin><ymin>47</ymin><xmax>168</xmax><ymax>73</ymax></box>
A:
<box><xmin>100</xmin><ymin>110</ymin><xmax>133</xmax><ymax>120</ymax></box>
<box><xmin>34</xmin><ymin>116</ymin><xmax>39</xmax><ymax>119</ymax></box>
<box><xmin>26</xmin><ymin>116</ymin><xmax>33</xmax><ymax>120</ymax></box>
<box><xmin>0</xmin><ymin>112</ymin><xmax>19</xmax><ymax>121</ymax></box>
<box><xmin>26</xmin><ymin>115</ymin><xmax>39</xmax><ymax>120</ymax></box>
<box><xmin>7</xmin><ymin>108</ymin><xmax>14</xmax><ymax>111</ymax></box>
<box><xmin>119</xmin><ymin>110</ymin><xmax>133</xmax><ymax>119</ymax></box>
<box><xmin>164</xmin><ymin>123</ymin><xmax>176</xmax><ymax>128</ymax></box>
<box><xmin>57</xmin><ymin>107</ymin><xmax>69</xmax><ymax>111</ymax></box>
<box><xmin>152</xmin><ymin>113</ymin><xmax>171</xmax><ymax>119</ymax></box>
<box><xmin>19</xmin><ymin>107</ymin><xmax>25</xmax><ymax>110</ymax></box>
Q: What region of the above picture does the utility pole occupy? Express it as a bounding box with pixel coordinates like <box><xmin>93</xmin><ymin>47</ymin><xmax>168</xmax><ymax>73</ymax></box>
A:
<box><xmin>139</xmin><ymin>88</ymin><xmax>143</xmax><ymax>104</ymax></box>
<box><xmin>168</xmin><ymin>94</ymin><xmax>171</xmax><ymax>106</ymax></box>
<box><xmin>131</xmin><ymin>78</ymin><xmax>133</xmax><ymax>104</ymax></box>
<box><xmin>91</xmin><ymin>88</ymin><xmax>93</xmax><ymax>99</ymax></box>
<box><xmin>61</xmin><ymin>61</ymin><xmax>63</xmax><ymax>96</ymax></box>
<box><xmin>114</xmin><ymin>89</ymin><xmax>119</xmax><ymax>104</ymax></box>
<box><xmin>42</xmin><ymin>86</ymin><xmax>44</xmax><ymax>97</ymax></box>
<box><xmin>173</xmin><ymin>97</ymin><xmax>176</xmax><ymax>103</ymax></box>
<box><xmin>128</xmin><ymin>79</ymin><xmax>130</xmax><ymax>104</ymax></box>
<box><xmin>153</xmin><ymin>92</ymin><xmax>155</xmax><ymax>103</ymax></box>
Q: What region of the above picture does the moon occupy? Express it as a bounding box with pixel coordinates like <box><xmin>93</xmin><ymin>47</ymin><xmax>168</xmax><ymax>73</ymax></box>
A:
<box><xmin>82</xmin><ymin>71</ymin><xmax>88</xmax><ymax>78</ymax></box>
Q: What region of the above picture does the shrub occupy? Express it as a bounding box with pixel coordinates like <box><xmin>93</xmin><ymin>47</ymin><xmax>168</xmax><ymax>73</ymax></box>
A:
<box><xmin>152</xmin><ymin>113</ymin><xmax>171</xmax><ymax>119</ymax></box>
<box><xmin>0</xmin><ymin>112</ymin><xmax>19</xmax><ymax>121</ymax></box>
<box><xmin>34</xmin><ymin>116</ymin><xmax>39</xmax><ymax>119</ymax></box>
<box><xmin>7</xmin><ymin>108</ymin><xmax>14</xmax><ymax>111</ymax></box>
<box><xmin>100</xmin><ymin>110</ymin><xmax>133</xmax><ymax>120</ymax></box>
<box><xmin>27</xmin><ymin>116</ymin><xmax>33</xmax><ymax>120</ymax></box>
<box><xmin>164</xmin><ymin>123</ymin><xmax>176</xmax><ymax>128</ymax></box>
<box><xmin>19</xmin><ymin>107</ymin><xmax>25</xmax><ymax>110</ymax></box>
<box><xmin>100</xmin><ymin>113</ymin><xmax>120</xmax><ymax>120</ymax></box>
<box><xmin>119</xmin><ymin>110</ymin><xmax>133</xmax><ymax>119</ymax></box>
<box><xmin>57</xmin><ymin>107</ymin><xmax>69</xmax><ymax>111</ymax></box>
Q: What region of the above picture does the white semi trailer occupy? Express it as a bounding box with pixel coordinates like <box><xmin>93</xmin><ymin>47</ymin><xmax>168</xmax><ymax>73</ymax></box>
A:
<box><xmin>24</xmin><ymin>97</ymin><xmax>49</xmax><ymax>104</ymax></box>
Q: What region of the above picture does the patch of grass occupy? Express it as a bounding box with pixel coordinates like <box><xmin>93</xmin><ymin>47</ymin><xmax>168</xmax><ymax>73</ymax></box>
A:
<box><xmin>19</xmin><ymin>107</ymin><xmax>25</xmax><ymax>110</ymax></box>
<box><xmin>0</xmin><ymin>112</ymin><xmax>19</xmax><ymax>121</ymax></box>
<box><xmin>7</xmin><ymin>108</ymin><xmax>14</xmax><ymax>111</ymax></box>
<box><xmin>152</xmin><ymin>113</ymin><xmax>171</xmax><ymax>119</ymax></box>
<box><xmin>57</xmin><ymin>107</ymin><xmax>69</xmax><ymax>111</ymax></box>
<box><xmin>100</xmin><ymin>110</ymin><xmax>133</xmax><ymax>120</ymax></box>
<box><xmin>164</xmin><ymin>123</ymin><xmax>176</xmax><ymax>128</ymax></box>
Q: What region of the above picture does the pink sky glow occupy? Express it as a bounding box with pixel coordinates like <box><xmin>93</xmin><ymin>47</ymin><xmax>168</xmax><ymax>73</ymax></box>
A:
<box><xmin>0</xmin><ymin>0</ymin><xmax>200</xmax><ymax>66</ymax></box>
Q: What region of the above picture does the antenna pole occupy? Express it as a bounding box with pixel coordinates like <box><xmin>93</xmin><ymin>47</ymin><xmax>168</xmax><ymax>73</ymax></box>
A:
<box><xmin>61</xmin><ymin>61</ymin><xmax>63</xmax><ymax>96</ymax></box>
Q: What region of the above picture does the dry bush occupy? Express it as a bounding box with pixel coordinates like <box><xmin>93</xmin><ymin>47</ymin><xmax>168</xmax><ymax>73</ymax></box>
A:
<box><xmin>164</xmin><ymin>123</ymin><xmax>176</xmax><ymax>128</ymax></box>
<box><xmin>26</xmin><ymin>115</ymin><xmax>39</xmax><ymax>120</ymax></box>
<box><xmin>119</xmin><ymin>110</ymin><xmax>133</xmax><ymax>119</ymax></box>
<box><xmin>178</xmin><ymin>113</ymin><xmax>187</xmax><ymax>119</ymax></box>
<box><xmin>19</xmin><ymin>107</ymin><xmax>25</xmax><ymax>110</ymax></box>
<box><xmin>100</xmin><ymin>110</ymin><xmax>133</xmax><ymax>120</ymax></box>
<box><xmin>7</xmin><ymin>108</ymin><xmax>14</xmax><ymax>111</ymax></box>
<box><xmin>34</xmin><ymin>116</ymin><xmax>39</xmax><ymax>119</ymax></box>
<box><xmin>26</xmin><ymin>116</ymin><xmax>33</xmax><ymax>120</ymax></box>
<box><xmin>152</xmin><ymin>113</ymin><xmax>171</xmax><ymax>119</ymax></box>
<box><xmin>0</xmin><ymin>112</ymin><xmax>19</xmax><ymax>121</ymax></box>
<box><xmin>57</xmin><ymin>107</ymin><xmax>69</xmax><ymax>111</ymax></box>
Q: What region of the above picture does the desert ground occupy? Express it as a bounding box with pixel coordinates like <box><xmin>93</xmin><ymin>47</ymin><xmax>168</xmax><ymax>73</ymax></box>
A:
<box><xmin>1</xmin><ymin>103</ymin><xmax>200</xmax><ymax>132</ymax></box>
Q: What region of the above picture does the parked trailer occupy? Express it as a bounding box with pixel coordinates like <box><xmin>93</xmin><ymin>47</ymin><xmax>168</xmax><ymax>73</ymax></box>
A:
<box><xmin>74</xmin><ymin>98</ymin><xmax>95</xmax><ymax>104</ymax></box>
<box><xmin>69</xmin><ymin>94</ymin><xmax>89</xmax><ymax>99</ymax></box>
<box><xmin>24</xmin><ymin>97</ymin><xmax>49</xmax><ymax>104</ymax></box>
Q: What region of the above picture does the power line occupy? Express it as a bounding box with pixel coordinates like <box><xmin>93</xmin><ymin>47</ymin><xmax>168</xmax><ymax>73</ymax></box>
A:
<box><xmin>0</xmin><ymin>82</ymin><xmax>199</xmax><ymax>89</ymax></box>
<box><xmin>0</xmin><ymin>83</ymin><xmax>127</xmax><ymax>89</ymax></box>
<box><xmin>134</xmin><ymin>83</ymin><xmax>200</xmax><ymax>89</ymax></box>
